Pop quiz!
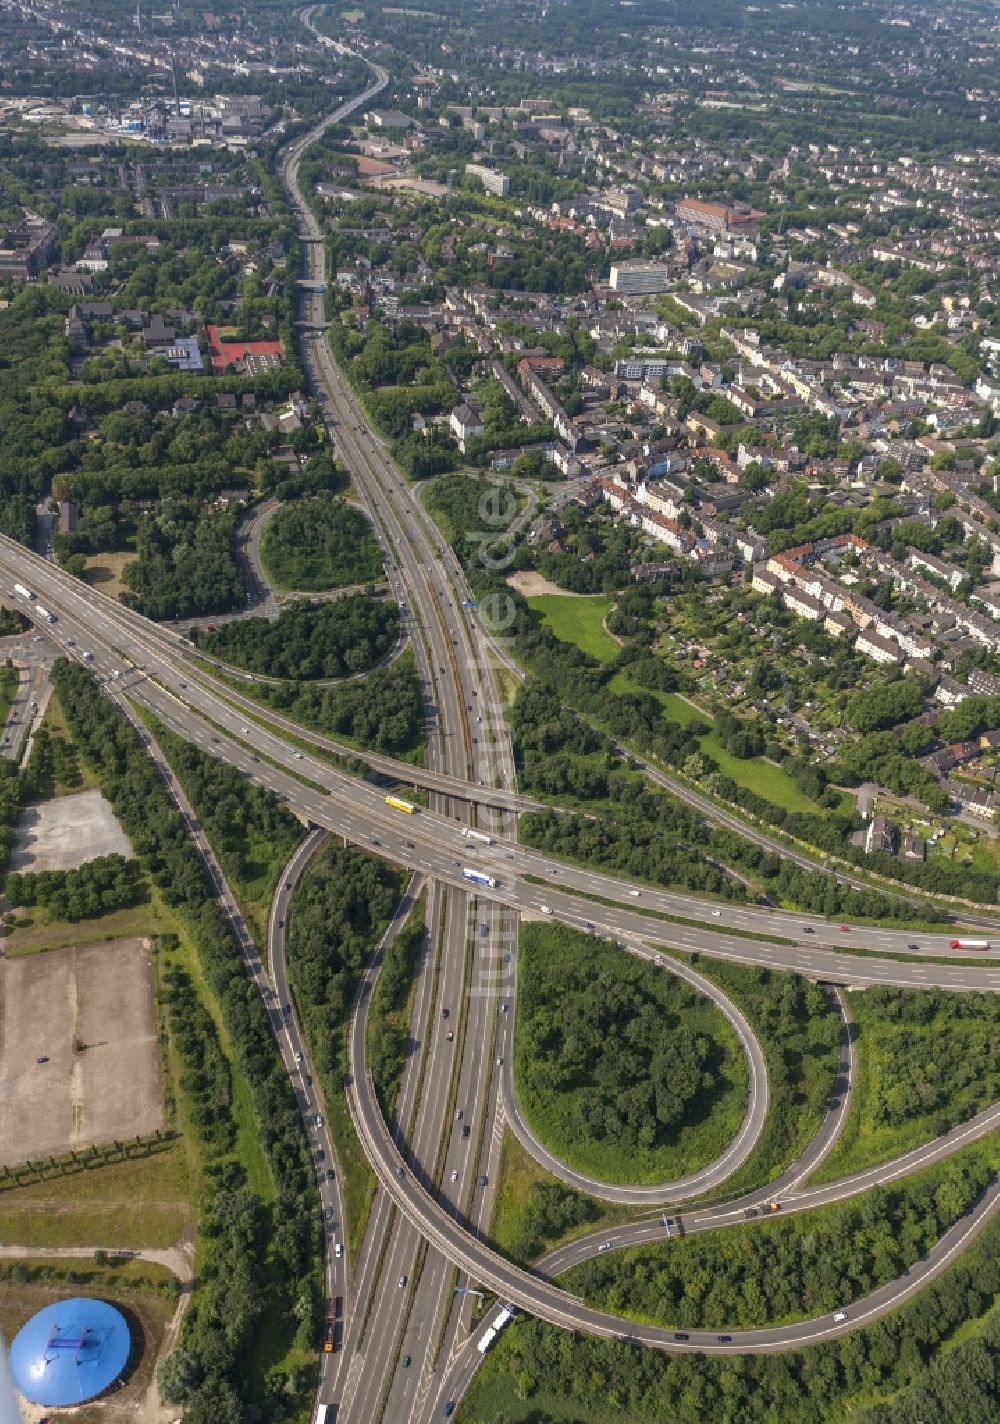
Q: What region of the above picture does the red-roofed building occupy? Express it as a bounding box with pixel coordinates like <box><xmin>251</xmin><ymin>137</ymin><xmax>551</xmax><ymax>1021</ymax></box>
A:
<box><xmin>207</xmin><ymin>325</ymin><xmax>285</xmax><ymax>373</ymax></box>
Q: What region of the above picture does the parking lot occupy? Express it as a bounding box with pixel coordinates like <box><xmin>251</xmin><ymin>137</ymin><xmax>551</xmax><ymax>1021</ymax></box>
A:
<box><xmin>10</xmin><ymin>787</ymin><xmax>131</xmax><ymax>873</ymax></box>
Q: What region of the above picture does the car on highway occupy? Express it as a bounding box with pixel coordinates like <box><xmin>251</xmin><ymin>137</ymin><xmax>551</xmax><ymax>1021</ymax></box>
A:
<box><xmin>282</xmin><ymin>1003</ymin><xmax>291</xmax><ymax>1015</ymax></box>
<box><xmin>478</xmin><ymin>1174</ymin><xmax>488</xmax><ymax>1186</ymax></box>
<box><xmin>803</xmin><ymin>926</ymin><xmax>815</xmax><ymax>934</ymax></box>
<box><xmin>500</xmin><ymin>1002</ymin><xmax>508</xmax><ymax>1013</ymax></box>
<box><xmin>461</xmin><ymin>1125</ymin><xmax>470</xmax><ymax>1138</ymax></box>
<box><xmin>712</xmin><ymin>908</ymin><xmax>721</xmax><ymax>917</ymax></box>
<box><xmin>402</xmin><ymin>1355</ymin><xmax>411</xmax><ymax>1368</ymax></box>
<box><xmin>834</xmin><ymin>1310</ymin><xmax>848</xmax><ymax>1322</ymax></box>
<box><xmin>908</xmin><ymin>943</ymin><xmax>920</xmax><ymax>951</ymax></box>
<box><xmin>539</xmin><ymin>904</ymin><xmax>552</xmax><ymax>915</ymax></box>
<box><xmin>324</xmin><ymin>1207</ymin><xmax>334</xmax><ymax>1221</ymax></box>
<box><xmin>450</xmin><ymin>1169</ymin><xmax>458</xmax><ymax>1182</ymax></box>
<box><xmin>629</xmin><ymin>889</ymin><xmax>640</xmax><ymax>898</ymax></box>
<box><xmin>443</xmin><ymin>1405</ymin><xmax>455</xmax><ymax>1418</ymax></box>
<box><xmin>674</xmin><ymin>1332</ymin><xmax>689</xmax><ymax>1342</ymax></box>
<box><xmin>839</xmin><ymin>925</ymin><xmax>851</xmax><ymax>933</ymax></box>
<box><xmin>294</xmin><ymin>1051</ymin><xmax>303</xmax><ymax>1065</ymax></box>
<box><xmin>398</xmin><ymin>1274</ymin><xmax>407</xmax><ymax>1289</ymax></box>
<box><xmin>335</xmin><ymin>1242</ymin><xmax>342</xmax><ymax>1259</ymax></box>
<box><xmin>446</xmin><ymin>1030</ymin><xmax>454</xmax><ymax>1041</ymax></box>
<box><xmin>598</xmin><ymin>1241</ymin><xmax>613</xmax><ymax>1252</ymax></box>
<box><xmin>396</xmin><ymin>1166</ymin><xmax>405</xmax><ymax>1179</ymax></box>
<box><xmin>455</xmin><ymin>1108</ymin><xmax>463</xmax><ymax>1120</ymax></box>
<box><xmin>441</xmin><ymin>1007</ymin><xmax>450</xmax><ymax>1019</ymax></box>
<box><xmin>718</xmin><ymin>1335</ymin><xmax>732</xmax><ymax>1344</ymax></box>
<box><xmin>315</xmin><ymin>1114</ymin><xmax>324</xmax><ymax>1128</ymax></box>
<box><xmin>35</xmin><ymin>1055</ymin><xmax>49</xmax><ymax>1065</ymax></box>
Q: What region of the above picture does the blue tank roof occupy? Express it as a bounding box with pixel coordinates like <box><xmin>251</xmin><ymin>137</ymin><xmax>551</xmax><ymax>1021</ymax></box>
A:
<box><xmin>9</xmin><ymin>1297</ymin><xmax>130</xmax><ymax>1407</ymax></box>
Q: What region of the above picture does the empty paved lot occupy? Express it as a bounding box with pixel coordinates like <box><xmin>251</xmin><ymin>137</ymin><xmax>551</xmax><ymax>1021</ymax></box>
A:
<box><xmin>10</xmin><ymin>787</ymin><xmax>131</xmax><ymax>873</ymax></box>
<box><xmin>0</xmin><ymin>938</ymin><xmax>162</xmax><ymax>1166</ymax></box>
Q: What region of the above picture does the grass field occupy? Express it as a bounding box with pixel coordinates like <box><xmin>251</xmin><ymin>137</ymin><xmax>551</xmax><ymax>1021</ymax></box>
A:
<box><xmin>489</xmin><ymin>1128</ymin><xmax>633</xmax><ymax>1266</ymax></box>
<box><xmin>4</xmin><ymin>893</ymin><xmax>161</xmax><ymax>957</ymax></box>
<box><xmin>0</xmin><ymin>1147</ymin><xmax>193</xmax><ymax>1250</ymax></box>
<box><xmin>527</xmin><ymin>593</ymin><xmax>618</xmax><ymax>662</ymax></box>
<box><xmin>82</xmin><ymin>549</ymin><xmax>137</xmax><ymax>601</ymax></box>
<box><xmin>514</xmin><ymin>923</ymin><xmax>749</xmax><ymax>1186</ymax></box>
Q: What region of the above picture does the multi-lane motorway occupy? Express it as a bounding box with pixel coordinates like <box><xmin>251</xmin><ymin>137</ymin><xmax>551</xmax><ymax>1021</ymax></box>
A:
<box><xmin>9</xmin><ymin>543</ymin><xmax>1000</xmax><ymax>987</ymax></box>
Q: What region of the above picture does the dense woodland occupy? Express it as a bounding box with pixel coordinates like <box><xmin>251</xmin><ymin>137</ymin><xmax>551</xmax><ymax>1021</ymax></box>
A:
<box><xmin>285</xmin><ymin>844</ymin><xmax>405</xmax><ymax>1140</ymax></box>
<box><xmin>694</xmin><ymin>963</ymin><xmax>842</xmax><ymax>1196</ymax></box>
<box><xmin>5</xmin><ymin>853</ymin><xmax>142</xmax><ymax>921</ymax></box>
<box><xmin>565</xmin><ymin>1148</ymin><xmax>993</xmax><ymax>1330</ymax></box>
<box><xmin>52</xmin><ymin>660</ymin><xmax>320</xmax><ymax>1423</ymax></box>
<box><xmin>152</xmin><ymin>726</ymin><xmax>304</xmax><ymax>895</ymax></box>
<box><xmin>252</xmin><ymin>654</ymin><xmax>425</xmax><ymax>755</ymax></box>
<box><xmin>518</xmin><ymin>925</ymin><xmax>733</xmax><ymax>1160</ymax></box>
<box><xmin>470</xmin><ymin>1204</ymin><xmax>1000</xmax><ymax>1424</ymax></box>
<box><xmin>260</xmin><ymin>497</ymin><xmax>384</xmax><ymax>591</ymax></box>
<box><xmin>197</xmin><ymin>595</ymin><xmax>399</xmax><ymax>681</ymax></box>
<box><xmin>122</xmin><ymin>500</ymin><xmax>244</xmax><ymax>620</ymax></box>
<box><xmin>368</xmin><ymin>892</ymin><xmax>426</xmax><ymax>1117</ymax></box>
<box><xmin>857</xmin><ymin>989</ymin><xmax>1000</xmax><ymax>1131</ymax></box>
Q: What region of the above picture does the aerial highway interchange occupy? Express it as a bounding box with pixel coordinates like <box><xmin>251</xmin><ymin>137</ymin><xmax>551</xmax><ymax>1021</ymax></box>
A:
<box><xmin>4</xmin><ymin>14</ymin><xmax>1000</xmax><ymax>1424</ymax></box>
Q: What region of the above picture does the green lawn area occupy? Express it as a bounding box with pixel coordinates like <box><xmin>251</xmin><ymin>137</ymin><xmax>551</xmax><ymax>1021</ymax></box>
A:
<box><xmin>527</xmin><ymin>593</ymin><xmax>619</xmax><ymax>662</ymax></box>
<box><xmin>4</xmin><ymin>892</ymin><xmax>161</xmax><ymax>957</ymax></box>
<box><xmin>489</xmin><ymin>1128</ymin><xmax>634</xmax><ymax>1266</ymax></box>
<box><xmin>809</xmin><ymin>986</ymin><xmax>1000</xmax><ymax>1185</ymax></box>
<box><xmin>530</xmin><ymin>598</ymin><xmax>820</xmax><ymax>814</ymax></box>
<box><xmin>0</xmin><ymin>1145</ymin><xmax>194</xmax><ymax>1249</ymax></box>
<box><xmin>514</xmin><ymin>923</ymin><xmax>748</xmax><ymax>1186</ymax></box>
